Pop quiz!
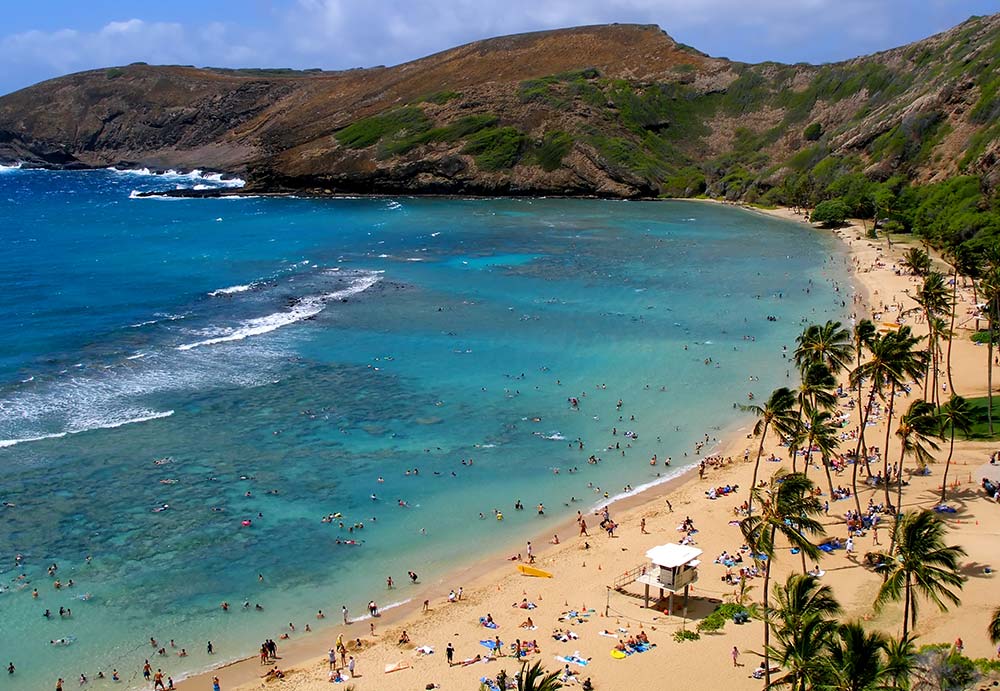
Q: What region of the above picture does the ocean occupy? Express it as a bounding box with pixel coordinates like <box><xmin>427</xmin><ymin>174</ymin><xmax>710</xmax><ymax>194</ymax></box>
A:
<box><xmin>0</xmin><ymin>166</ymin><xmax>848</xmax><ymax>688</ymax></box>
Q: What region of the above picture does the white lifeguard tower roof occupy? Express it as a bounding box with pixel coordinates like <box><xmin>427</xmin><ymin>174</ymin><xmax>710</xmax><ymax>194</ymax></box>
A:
<box><xmin>645</xmin><ymin>543</ymin><xmax>703</xmax><ymax>568</ymax></box>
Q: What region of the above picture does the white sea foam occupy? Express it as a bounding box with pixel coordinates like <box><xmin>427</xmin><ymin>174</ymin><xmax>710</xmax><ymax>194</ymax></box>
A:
<box><xmin>0</xmin><ymin>410</ymin><xmax>173</xmax><ymax>449</ymax></box>
<box><xmin>0</xmin><ymin>161</ymin><xmax>24</xmax><ymax>172</ymax></box>
<box><xmin>177</xmin><ymin>271</ymin><xmax>382</xmax><ymax>351</ymax></box>
<box><xmin>109</xmin><ymin>167</ymin><xmax>245</xmax><ymax>187</ymax></box>
<box><xmin>208</xmin><ymin>283</ymin><xmax>257</xmax><ymax>297</ymax></box>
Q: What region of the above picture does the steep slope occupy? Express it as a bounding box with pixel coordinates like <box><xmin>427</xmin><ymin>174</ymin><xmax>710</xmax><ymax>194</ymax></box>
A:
<box><xmin>0</xmin><ymin>17</ymin><xmax>998</xmax><ymax>200</ymax></box>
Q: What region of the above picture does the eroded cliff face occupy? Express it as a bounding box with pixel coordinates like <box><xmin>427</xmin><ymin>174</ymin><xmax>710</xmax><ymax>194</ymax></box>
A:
<box><xmin>1</xmin><ymin>17</ymin><xmax>998</xmax><ymax>197</ymax></box>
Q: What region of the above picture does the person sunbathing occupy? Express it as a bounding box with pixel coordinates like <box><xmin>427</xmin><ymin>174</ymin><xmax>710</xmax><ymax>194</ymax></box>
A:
<box><xmin>520</xmin><ymin>617</ymin><xmax>534</xmax><ymax>628</ymax></box>
<box><xmin>636</xmin><ymin>630</ymin><xmax>649</xmax><ymax>644</ymax></box>
<box><xmin>398</xmin><ymin>630</ymin><xmax>411</xmax><ymax>644</ymax></box>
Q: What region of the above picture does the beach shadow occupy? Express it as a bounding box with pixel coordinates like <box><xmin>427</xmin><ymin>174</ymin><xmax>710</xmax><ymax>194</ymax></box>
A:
<box><xmin>958</xmin><ymin>561</ymin><xmax>994</xmax><ymax>580</ymax></box>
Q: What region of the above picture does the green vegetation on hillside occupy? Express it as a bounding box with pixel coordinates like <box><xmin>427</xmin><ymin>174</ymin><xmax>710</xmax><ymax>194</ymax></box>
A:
<box><xmin>335</xmin><ymin>107</ymin><xmax>431</xmax><ymax>149</ymax></box>
<box><xmin>322</xmin><ymin>15</ymin><xmax>1000</xmax><ymax>245</ymax></box>
<box><xmin>461</xmin><ymin>126</ymin><xmax>527</xmax><ymax>171</ymax></box>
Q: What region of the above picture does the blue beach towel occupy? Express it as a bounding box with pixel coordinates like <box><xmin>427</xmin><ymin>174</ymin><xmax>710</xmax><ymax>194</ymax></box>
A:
<box><xmin>480</xmin><ymin>639</ymin><xmax>502</xmax><ymax>650</ymax></box>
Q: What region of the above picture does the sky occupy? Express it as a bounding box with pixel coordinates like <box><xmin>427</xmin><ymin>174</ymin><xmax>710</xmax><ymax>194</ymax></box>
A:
<box><xmin>1</xmin><ymin>0</ymin><xmax>997</xmax><ymax>96</ymax></box>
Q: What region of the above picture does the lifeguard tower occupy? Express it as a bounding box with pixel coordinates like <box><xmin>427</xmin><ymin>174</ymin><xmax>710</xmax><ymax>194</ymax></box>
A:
<box><xmin>633</xmin><ymin>543</ymin><xmax>702</xmax><ymax>614</ymax></box>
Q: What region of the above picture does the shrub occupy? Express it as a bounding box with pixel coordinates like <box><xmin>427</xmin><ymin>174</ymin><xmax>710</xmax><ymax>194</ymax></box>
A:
<box><xmin>335</xmin><ymin>107</ymin><xmax>431</xmax><ymax>149</ymax></box>
<box><xmin>804</xmin><ymin>122</ymin><xmax>823</xmax><ymax>141</ymax></box>
<box><xmin>532</xmin><ymin>131</ymin><xmax>574</xmax><ymax>171</ymax></box>
<box><xmin>673</xmin><ymin>628</ymin><xmax>701</xmax><ymax>642</ymax></box>
<box><xmin>462</xmin><ymin>126</ymin><xmax>527</xmax><ymax>170</ymax></box>
<box><xmin>811</xmin><ymin>198</ymin><xmax>850</xmax><ymax>226</ymax></box>
<box><xmin>422</xmin><ymin>90</ymin><xmax>461</xmax><ymax>105</ymax></box>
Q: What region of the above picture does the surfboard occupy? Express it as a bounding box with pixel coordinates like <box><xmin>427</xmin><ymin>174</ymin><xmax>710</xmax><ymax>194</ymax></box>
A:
<box><xmin>516</xmin><ymin>564</ymin><xmax>553</xmax><ymax>578</ymax></box>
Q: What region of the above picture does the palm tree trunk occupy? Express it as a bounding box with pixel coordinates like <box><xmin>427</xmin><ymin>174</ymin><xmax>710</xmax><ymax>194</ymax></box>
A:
<box><xmin>902</xmin><ymin>575</ymin><xmax>912</xmax><ymax>639</ymax></box>
<box><xmin>763</xmin><ymin>527</ymin><xmax>775</xmax><ymax>688</ymax></box>
<box><xmin>946</xmin><ymin>267</ymin><xmax>958</xmax><ymax>396</ymax></box>
<box><xmin>851</xmin><ymin>386</ymin><xmax>877</xmax><ymax>517</ymax></box>
<box><xmin>989</xmin><ymin>317</ymin><xmax>995</xmax><ymax>436</ymax></box>
<box><xmin>802</xmin><ymin>428</ymin><xmax>815</xmax><ymax>480</ymax></box>
<box><xmin>882</xmin><ymin>382</ymin><xmax>897</xmax><ymax>510</ymax></box>
<box><xmin>940</xmin><ymin>422</ymin><xmax>956</xmax><ymax>504</ymax></box>
<box><xmin>749</xmin><ymin>421</ymin><xmax>769</xmax><ymax>516</ymax></box>
<box><xmin>892</xmin><ymin>445</ymin><xmax>907</xmax><ymax>554</ymax></box>
<box><xmin>822</xmin><ymin>454</ymin><xmax>837</xmax><ymax>507</ymax></box>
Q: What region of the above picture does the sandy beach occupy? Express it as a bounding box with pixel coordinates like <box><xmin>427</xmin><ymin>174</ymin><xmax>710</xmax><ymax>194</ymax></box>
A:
<box><xmin>177</xmin><ymin>207</ymin><xmax>1000</xmax><ymax>691</ymax></box>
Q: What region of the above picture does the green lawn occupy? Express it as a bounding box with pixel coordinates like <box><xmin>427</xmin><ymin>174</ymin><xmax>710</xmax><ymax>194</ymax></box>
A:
<box><xmin>966</xmin><ymin>395</ymin><xmax>1000</xmax><ymax>440</ymax></box>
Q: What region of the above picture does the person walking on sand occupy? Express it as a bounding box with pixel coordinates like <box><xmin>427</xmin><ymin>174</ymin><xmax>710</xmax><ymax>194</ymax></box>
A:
<box><xmin>446</xmin><ymin>642</ymin><xmax>454</xmax><ymax>665</ymax></box>
<box><xmin>212</xmin><ymin>676</ymin><xmax>221</xmax><ymax>691</ymax></box>
<box><xmin>732</xmin><ymin>646</ymin><xmax>740</xmax><ymax>667</ymax></box>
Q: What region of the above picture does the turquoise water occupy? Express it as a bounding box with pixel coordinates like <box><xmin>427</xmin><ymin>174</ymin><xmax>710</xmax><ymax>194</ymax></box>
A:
<box><xmin>0</xmin><ymin>168</ymin><xmax>848</xmax><ymax>688</ymax></box>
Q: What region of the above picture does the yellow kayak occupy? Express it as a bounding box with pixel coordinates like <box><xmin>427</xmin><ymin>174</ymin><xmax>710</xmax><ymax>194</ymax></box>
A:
<box><xmin>516</xmin><ymin>564</ymin><xmax>553</xmax><ymax>578</ymax></box>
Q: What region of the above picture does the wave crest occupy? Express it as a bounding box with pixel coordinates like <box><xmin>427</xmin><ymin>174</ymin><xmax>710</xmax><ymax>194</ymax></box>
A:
<box><xmin>177</xmin><ymin>270</ymin><xmax>382</xmax><ymax>351</ymax></box>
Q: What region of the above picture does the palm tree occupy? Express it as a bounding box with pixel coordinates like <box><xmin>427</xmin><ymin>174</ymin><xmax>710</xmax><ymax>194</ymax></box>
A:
<box><xmin>901</xmin><ymin>248</ymin><xmax>931</xmax><ymax>277</ymax></box>
<box><xmin>892</xmin><ymin>401</ymin><xmax>940</xmax><ymax>547</ymax></box>
<box><xmin>850</xmin><ymin>320</ymin><xmax>878</xmax><ymax>515</ymax></box>
<box><xmin>851</xmin><ymin>327</ymin><xmax>927</xmax><ymax>510</ymax></box>
<box><xmin>939</xmin><ymin>396</ymin><xmax>974</xmax><ymax>504</ymax></box>
<box><xmin>515</xmin><ymin>660</ymin><xmax>562</xmax><ymax>691</ymax></box>
<box><xmin>741</xmin><ymin>387</ymin><xmax>799</xmax><ymax>515</ymax></box>
<box><xmin>767</xmin><ymin>574</ymin><xmax>841</xmax><ymax>691</ymax></box>
<box><xmin>943</xmin><ymin>246</ymin><xmax>980</xmax><ymax>397</ymax></box>
<box><xmin>982</xmin><ymin>266</ymin><xmax>1000</xmax><ymax>435</ymax></box>
<box><xmin>874</xmin><ymin>510</ymin><xmax>966</xmax><ymax>638</ymax></box>
<box><xmin>913</xmin><ymin>273</ymin><xmax>949</xmax><ymax>405</ymax></box>
<box><xmin>883</xmin><ymin>632</ymin><xmax>918</xmax><ymax>690</ymax></box>
<box><xmin>823</xmin><ymin>622</ymin><xmax>891</xmax><ymax>691</ymax></box>
<box><xmin>805</xmin><ymin>408</ymin><xmax>841</xmax><ymax>500</ymax></box>
<box><xmin>796</xmin><ymin>362</ymin><xmax>838</xmax><ymax>415</ymax></box>
<box><xmin>794</xmin><ymin>361</ymin><xmax>838</xmax><ymax>480</ymax></box>
<box><xmin>740</xmin><ymin>471</ymin><xmax>826</xmax><ymax>688</ymax></box>
<box><xmin>794</xmin><ymin>320</ymin><xmax>854</xmax><ymax>375</ymax></box>
<box><xmin>989</xmin><ymin>606</ymin><xmax>1000</xmax><ymax>645</ymax></box>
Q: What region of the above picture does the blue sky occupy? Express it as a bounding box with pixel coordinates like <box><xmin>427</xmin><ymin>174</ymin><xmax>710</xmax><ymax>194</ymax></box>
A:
<box><xmin>1</xmin><ymin>0</ymin><xmax>997</xmax><ymax>96</ymax></box>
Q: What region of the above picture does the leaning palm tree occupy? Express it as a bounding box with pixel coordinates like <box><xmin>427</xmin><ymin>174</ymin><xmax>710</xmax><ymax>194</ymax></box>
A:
<box><xmin>515</xmin><ymin>660</ymin><xmax>562</xmax><ymax>691</ymax></box>
<box><xmin>823</xmin><ymin>622</ymin><xmax>892</xmax><ymax>691</ymax></box>
<box><xmin>850</xmin><ymin>320</ymin><xmax>878</xmax><ymax>515</ymax></box>
<box><xmin>938</xmin><ymin>396</ymin><xmax>974</xmax><ymax>504</ymax></box>
<box><xmin>874</xmin><ymin>510</ymin><xmax>966</xmax><ymax>638</ymax></box>
<box><xmin>805</xmin><ymin>408</ymin><xmax>841</xmax><ymax>500</ymax></box>
<box><xmin>851</xmin><ymin>327</ymin><xmax>928</xmax><ymax>510</ymax></box>
<box><xmin>740</xmin><ymin>471</ymin><xmax>826</xmax><ymax>688</ymax></box>
<box><xmin>892</xmin><ymin>400</ymin><xmax>940</xmax><ymax>532</ymax></box>
<box><xmin>741</xmin><ymin>387</ymin><xmax>799</xmax><ymax>515</ymax></box>
<box><xmin>989</xmin><ymin>605</ymin><xmax>1000</xmax><ymax>645</ymax></box>
<box><xmin>794</xmin><ymin>320</ymin><xmax>854</xmax><ymax>375</ymax></box>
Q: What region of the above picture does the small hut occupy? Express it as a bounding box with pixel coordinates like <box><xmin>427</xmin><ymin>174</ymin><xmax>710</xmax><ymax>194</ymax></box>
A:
<box><xmin>635</xmin><ymin>543</ymin><xmax>702</xmax><ymax>614</ymax></box>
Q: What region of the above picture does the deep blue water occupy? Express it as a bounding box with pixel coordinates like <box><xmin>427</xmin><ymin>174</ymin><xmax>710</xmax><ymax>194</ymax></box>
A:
<box><xmin>0</xmin><ymin>166</ymin><xmax>848</xmax><ymax>688</ymax></box>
